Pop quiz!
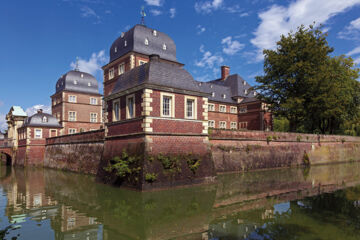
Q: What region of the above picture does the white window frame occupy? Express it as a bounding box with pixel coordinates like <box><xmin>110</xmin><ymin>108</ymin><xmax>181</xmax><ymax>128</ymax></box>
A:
<box><xmin>138</xmin><ymin>60</ymin><xmax>147</xmax><ymax>66</ymax></box>
<box><xmin>68</xmin><ymin>128</ymin><xmax>77</xmax><ymax>134</ymax></box>
<box><xmin>184</xmin><ymin>96</ymin><xmax>197</xmax><ymax>119</ymax></box>
<box><xmin>219</xmin><ymin>105</ymin><xmax>226</xmax><ymax>113</ymax></box>
<box><xmin>219</xmin><ymin>121</ymin><xmax>226</xmax><ymax>129</ymax></box>
<box><xmin>90</xmin><ymin>113</ymin><xmax>97</xmax><ymax>123</ymax></box>
<box><xmin>109</xmin><ymin>67</ymin><xmax>114</xmax><ymax>79</ymax></box>
<box><xmin>230</xmin><ymin>122</ymin><xmax>237</xmax><ymax>129</ymax></box>
<box><xmin>208</xmin><ymin>120</ymin><xmax>215</xmax><ymax>128</ymax></box>
<box><xmin>68</xmin><ymin>111</ymin><xmax>76</xmax><ymax>121</ymax></box>
<box><xmin>160</xmin><ymin>92</ymin><xmax>175</xmax><ymax>118</ymax></box>
<box><xmin>112</xmin><ymin>99</ymin><xmax>120</xmax><ymax>121</ymax></box>
<box><xmin>230</xmin><ymin>106</ymin><xmax>237</xmax><ymax>114</ymax></box>
<box><xmin>126</xmin><ymin>94</ymin><xmax>136</xmax><ymax>119</ymax></box>
<box><xmin>68</xmin><ymin>95</ymin><xmax>77</xmax><ymax>103</ymax></box>
<box><xmin>90</xmin><ymin>97</ymin><xmax>97</xmax><ymax>105</ymax></box>
<box><xmin>118</xmin><ymin>63</ymin><xmax>125</xmax><ymax>75</ymax></box>
<box><xmin>208</xmin><ymin>103</ymin><xmax>215</xmax><ymax>112</ymax></box>
<box><xmin>34</xmin><ymin>129</ymin><xmax>42</xmax><ymax>139</ymax></box>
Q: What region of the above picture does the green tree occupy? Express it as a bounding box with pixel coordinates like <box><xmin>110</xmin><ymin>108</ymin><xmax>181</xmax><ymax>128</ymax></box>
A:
<box><xmin>255</xmin><ymin>25</ymin><xmax>360</xmax><ymax>134</ymax></box>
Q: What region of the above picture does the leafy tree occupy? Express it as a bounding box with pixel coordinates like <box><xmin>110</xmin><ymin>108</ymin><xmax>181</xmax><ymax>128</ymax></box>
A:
<box><xmin>255</xmin><ymin>25</ymin><xmax>360</xmax><ymax>134</ymax></box>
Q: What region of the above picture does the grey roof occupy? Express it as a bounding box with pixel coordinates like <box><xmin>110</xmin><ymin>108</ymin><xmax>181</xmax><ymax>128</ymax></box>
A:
<box><xmin>197</xmin><ymin>74</ymin><xmax>258</xmax><ymax>104</ymax></box>
<box><xmin>9</xmin><ymin>106</ymin><xmax>27</xmax><ymax>117</ymax></box>
<box><xmin>240</xmin><ymin>97</ymin><xmax>260</xmax><ymax>104</ymax></box>
<box><xmin>111</xmin><ymin>59</ymin><xmax>205</xmax><ymax>96</ymax></box>
<box><xmin>23</xmin><ymin>112</ymin><xmax>62</xmax><ymax>128</ymax></box>
<box><xmin>109</xmin><ymin>24</ymin><xmax>177</xmax><ymax>63</ymax></box>
<box><xmin>55</xmin><ymin>70</ymin><xmax>100</xmax><ymax>95</ymax></box>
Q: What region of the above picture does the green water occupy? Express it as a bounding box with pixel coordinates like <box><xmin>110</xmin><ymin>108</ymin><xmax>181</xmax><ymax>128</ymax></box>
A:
<box><xmin>1</xmin><ymin>162</ymin><xmax>360</xmax><ymax>240</ymax></box>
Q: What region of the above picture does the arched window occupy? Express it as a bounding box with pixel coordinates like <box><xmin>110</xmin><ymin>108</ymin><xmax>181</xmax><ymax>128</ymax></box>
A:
<box><xmin>145</xmin><ymin>38</ymin><xmax>149</xmax><ymax>45</ymax></box>
<box><xmin>42</xmin><ymin>116</ymin><xmax>48</xmax><ymax>123</ymax></box>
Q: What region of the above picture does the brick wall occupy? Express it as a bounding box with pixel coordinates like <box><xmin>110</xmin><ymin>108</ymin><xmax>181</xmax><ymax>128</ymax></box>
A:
<box><xmin>208</xmin><ymin>101</ymin><xmax>238</xmax><ymax>129</ymax></box>
<box><xmin>46</xmin><ymin>129</ymin><xmax>104</xmax><ymax>145</ymax></box>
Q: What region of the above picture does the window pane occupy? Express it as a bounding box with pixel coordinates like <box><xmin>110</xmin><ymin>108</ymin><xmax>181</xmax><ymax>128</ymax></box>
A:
<box><xmin>163</xmin><ymin>96</ymin><xmax>171</xmax><ymax>116</ymax></box>
<box><xmin>128</xmin><ymin>97</ymin><xmax>134</xmax><ymax>118</ymax></box>
<box><xmin>187</xmin><ymin>99</ymin><xmax>194</xmax><ymax>118</ymax></box>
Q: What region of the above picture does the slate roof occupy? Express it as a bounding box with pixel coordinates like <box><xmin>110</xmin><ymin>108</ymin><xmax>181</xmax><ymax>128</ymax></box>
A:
<box><xmin>55</xmin><ymin>70</ymin><xmax>100</xmax><ymax>95</ymax></box>
<box><xmin>198</xmin><ymin>82</ymin><xmax>234</xmax><ymax>103</ymax></box>
<box><xmin>111</xmin><ymin>58</ymin><xmax>205</xmax><ymax>96</ymax></box>
<box><xmin>109</xmin><ymin>24</ymin><xmax>177</xmax><ymax>63</ymax></box>
<box><xmin>9</xmin><ymin>106</ymin><xmax>27</xmax><ymax>117</ymax></box>
<box><xmin>23</xmin><ymin>112</ymin><xmax>62</xmax><ymax>128</ymax></box>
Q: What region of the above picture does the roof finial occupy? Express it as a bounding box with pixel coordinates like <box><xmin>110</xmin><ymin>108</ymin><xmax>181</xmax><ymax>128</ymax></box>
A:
<box><xmin>140</xmin><ymin>6</ymin><xmax>146</xmax><ymax>26</ymax></box>
<box><xmin>74</xmin><ymin>57</ymin><xmax>80</xmax><ymax>71</ymax></box>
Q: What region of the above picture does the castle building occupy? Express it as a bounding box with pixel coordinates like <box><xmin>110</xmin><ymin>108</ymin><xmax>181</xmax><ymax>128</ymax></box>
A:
<box><xmin>51</xmin><ymin>69</ymin><xmax>103</xmax><ymax>135</ymax></box>
<box><xmin>16</xmin><ymin>109</ymin><xmax>62</xmax><ymax>165</ymax></box>
<box><xmin>6</xmin><ymin>106</ymin><xmax>27</xmax><ymax>149</ymax></box>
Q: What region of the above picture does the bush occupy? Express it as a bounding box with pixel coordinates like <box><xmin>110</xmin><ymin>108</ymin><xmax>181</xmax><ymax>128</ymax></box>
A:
<box><xmin>104</xmin><ymin>150</ymin><xmax>141</xmax><ymax>178</ymax></box>
<box><xmin>145</xmin><ymin>173</ymin><xmax>157</xmax><ymax>183</ymax></box>
<box><xmin>297</xmin><ymin>135</ymin><xmax>302</xmax><ymax>142</ymax></box>
<box><xmin>341</xmin><ymin>138</ymin><xmax>346</xmax><ymax>144</ymax></box>
<box><xmin>266</xmin><ymin>136</ymin><xmax>273</xmax><ymax>144</ymax></box>
<box><xmin>185</xmin><ymin>155</ymin><xmax>201</xmax><ymax>174</ymax></box>
<box><xmin>157</xmin><ymin>154</ymin><xmax>181</xmax><ymax>173</ymax></box>
<box><xmin>303</xmin><ymin>151</ymin><xmax>310</xmax><ymax>166</ymax></box>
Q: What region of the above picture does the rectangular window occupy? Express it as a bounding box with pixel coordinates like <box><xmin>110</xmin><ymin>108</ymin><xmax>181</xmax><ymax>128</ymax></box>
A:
<box><xmin>219</xmin><ymin>121</ymin><xmax>226</xmax><ymax>129</ymax></box>
<box><xmin>69</xmin><ymin>128</ymin><xmax>77</xmax><ymax>134</ymax></box>
<box><xmin>219</xmin><ymin>105</ymin><xmax>226</xmax><ymax>113</ymax></box>
<box><xmin>208</xmin><ymin>120</ymin><xmax>215</xmax><ymax>128</ymax></box>
<box><xmin>50</xmin><ymin>129</ymin><xmax>57</xmax><ymax>137</ymax></box>
<box><xmin>239</xmin><ymin>122</ymin><xmax>248</xmax><ymax>129</ymax></box>
<box><xmin>126</xmin><ymin>95</ymin><xmax>135</xmax><ymax>119</ymax></box>
<box><xmin>118</xmin><ymin>63</ymin><xmax>125</xmax><ymax>75</ymax></box>
<box><xmin>239</xmin><ymin>107</ymin><xmax>247</xmax><ymax>113</ymax></box>
<box><xmin>68</xmin><ymin>95</ymin><xmax>76</xmax><ymax>103</ymax></box>
<box><xmin>90</xmin><ymin>113</ymin><xmax>97</xmax><ymax>123</ymax></box>
<box><xmin>161</xmin><ymin>93</ymin><xmax>175</xmax><ymax>118</ymax></box>
<box><xmin>109</xmin><ymin>68</ymin><xmax>114</xmax><ymax>79</ymax></box>
<box><xmin>185</xmin><ymin>96</ymin><xmax>197</xmax><ymax>119</ymax></box>
<box><xmin>139</xmin><ymin>60</ymin><xmax>147</xmax><ymax>65</ymax></box>
<box><xmin>230</xmin><ymin>122</ymin><xmax>237</xmax><ymax>129</ymax></box>
<box><xmin>68</xmin><ymin>111</ymin><xmax>76</xmax><ymax>121</ymax></box>
<box><xmin>230</xmin><ymin>106</ymin><xmax>237</xmax><ymax>114</ymax></box>
<box><xmin>90</xmin><ymin>97</ymin><xmax>97</xmax><ymax>105</ymax></box>
<box><xmin>113</xmin><ymin>100</ymin><xmax>120</xmax><ymax>121</ymax></box>
<box><xmin>35</xmin><ymin>129</ymin><xmax>42</xmax><ymax>138</ymax></box>
<box><xmin>208</xmin><ymin>103</ymin><xmax>215</xmax><ymax>111</ymax></box>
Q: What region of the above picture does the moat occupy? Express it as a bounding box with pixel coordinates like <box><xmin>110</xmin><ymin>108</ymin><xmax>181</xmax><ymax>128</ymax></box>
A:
<box><xmin>1</xmin><ymin>162</ymin><xmax>360</xmax><ymax>240</ymax></box>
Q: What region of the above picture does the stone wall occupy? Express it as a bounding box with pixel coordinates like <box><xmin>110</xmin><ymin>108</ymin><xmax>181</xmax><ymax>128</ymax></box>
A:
<box><xmin>210</xmin><ymin>129</ymin><xmax>360</xmax><ymax>173</ymax></box>
<box><xmin>44</xmin><ymin>130</ymin><xmax>104</xmax><ymax>175</ymax></box>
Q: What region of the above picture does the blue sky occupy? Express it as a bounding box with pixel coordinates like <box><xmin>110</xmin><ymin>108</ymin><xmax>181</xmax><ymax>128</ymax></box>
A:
<box><xmin>1</xmin><ymin>0</ymin><xmax>360</xmax><ymax>130</ymax></box>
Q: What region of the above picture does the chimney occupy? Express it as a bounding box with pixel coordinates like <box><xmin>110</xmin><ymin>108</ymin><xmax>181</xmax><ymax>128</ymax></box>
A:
<box><xmin>149</xmin><ymin>54</ymin><xmax>160</xmax><ymax>62</ymax></box>
<box><xmin>221</xmin><ymin>66</ymin><xmax>230</xmax><ymax>81</ymax></box>
<box><xmin>37</xmin><ymin>109</ymin><xmax>43</xmax><ymax>114</ymax></box>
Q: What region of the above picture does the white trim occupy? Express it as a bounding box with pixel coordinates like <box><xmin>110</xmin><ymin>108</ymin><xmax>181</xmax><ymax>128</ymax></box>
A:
<box><xmin>34</xmin><ymin>128</ymin><xmax>42</xmax><ymax>139</ymax></box>
<box><xmin>90</xmin><ymin>97</ymin><xmax>97</xmax><ymax>105</ymax></box>
<box><xmin>230</xmin><ymin>122</ymin><xmax>237</xmax><ymax>129</ymax></box>
<box><xmin>208</xmin><ymin>120</ymin><xmax>215</xmax><ymax>128</ymax></box>
<box><xmin>138</xmin><ymin>60</ymin><xmax>147</xmax><ymax>65</ymax></box>
<box><xmin>109</xmin><ymin>67</ymin><xmax>114</xmax><ymax>79</ymax></box>
<box><xmin>208</xmin><ymin>103</ymin><xmax>215</xmax><ymax>111</ymax></box>
<box><xmin>146</xmin><ymin>116</ymin><xmax>203</xmax><ymax>123</ymax></box>
<box><xmin>160</xmin><ymin>92</ymin><xmax>175</xmax><ymax>118</ymax></box>
<box><xmin>219</xmin><ymin>121</ymin><xmax>226</xmax><ymax>129</ymax></box>
<box><xmin>68</xmin><ymin>111</ymin><xmax>76</xmax><ymax>121</ymax></box>
<box><xmin>184</xmin><ymin>96</ymin><xmax>197</xmax><ymax>119</ymax></box>
<box><xmin>126</xmin><ymin>94</ymin><xmax>136</xmax><ymax>119</ymax></box>
<box><xmin>230</xmin><ymin>106</ymin><xmax>237</xmax><ymax>114</ymax></box>
<box><xmin>90</xmin><ymin>112</ymin><xmax>98</xmax><ymax>123</ymax></box>
<box><xmin>68</xmin><ymin>95</ymin><xmax>77</xmax><ymax>103</ymax></box>
<box><xmin>112</xmin><ymin>99</ymin><xmax>121</xmax><ymax>122</ymax></box>
<box><xmin>118</xmin><ymin>63</ymin><xmax>125</xmax><ymax>75</ymax></box>
<box><xmin>219</xmin><ymin>105</ymin><xmax>226</xmax><ymax>113</ymax></box>
<box><xmin>68</xmin><ymin>128</ymin><xmax>77</xmax><ymax>134</ymax></box>
<box><xmin>239</xmin><ymin>121</ymin><xmax>248</xmax><ymax>129</ymax></box>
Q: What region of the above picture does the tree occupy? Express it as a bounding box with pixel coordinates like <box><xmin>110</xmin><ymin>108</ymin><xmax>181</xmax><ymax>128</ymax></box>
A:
<box><xmin>255</xmin><ymin>25</ymin><xmax>360</xmax><ymax>134</ymax></box>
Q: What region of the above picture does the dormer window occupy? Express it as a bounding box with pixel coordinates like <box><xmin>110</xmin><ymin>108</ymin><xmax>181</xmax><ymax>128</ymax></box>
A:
<box><xmin>145</xmin><ymin>38</ymin><xmax>149</xmax><ymax>45</ymax></box>
<box><xmin>121</xmin><ymin>32</ymin><xmax>124</xmax><ymax>38</ymax></box>
<box><xmin>74</xmin><ymin>80</ymin><xmax>78</xmax><ymax>85</ymax></box>
<box><xmin>222</xmin><ymin>94</ymin><xmax>226</xmax><ymax>99</ymax></box>
<box><xmin>244</xmin><ymin>89</ymin><xmax>248</xmax><ymax>95</ymax></box>
<box><xmin>253</xmin><ymin>92</ymin><xmax>257</xmax><ymax>96</ymax></box>
<box><xmin>42</xmin><ymin>116</ymin><xmax>48</xmax><ymax>123</ymax></box>
<box><xmin>198</xmin><ymin>82</ymin><xmax>202</xmax><ymax>86</ymax></box>
<box><xmin>153</xmin><ymin>30</ymin><xmax>157</xmax><ymax>36</ymax></box>
<box><xmin>114</xmin><ymin>47</ymin><xmax>117</xmax><ymax>53</ymax></box>
<box><xmin>163</xmin><ymin>43</ymin><xmax>167</xmax><ymax>50</ymax></box>
<box><xmin>210</xmin><ymin>85</ymin><xmax>213</xmax><ymax>88</ymax></box>
<box><xmin>80</xmin><ymin>74</ymin><xmax>84</xmax><ymax>78</ymax></box>
<box><xmin>124</xmin><ymin>40</ymin><xmax>127</xmax><ymax>47</ymax></box>
<box><xmin>88</xmin><ymin>82</ymin><xmax>91</xmax><ymax>87</ymax></box>
<box><xmin>243</xmin><ymin>81</ymin><xmax>246</xmax><ymax>85</ymax></box>
<box><xmin>212</xmin><ymin>92</ymin><xmax>215</xmax><ymax>97</ymax></box>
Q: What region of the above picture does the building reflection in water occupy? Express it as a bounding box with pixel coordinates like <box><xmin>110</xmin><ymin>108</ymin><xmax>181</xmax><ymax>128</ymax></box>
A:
<box><xmin>1</xmin><ymin>162</ymin><xmax>360</xmax><ymax>239</ymax></box>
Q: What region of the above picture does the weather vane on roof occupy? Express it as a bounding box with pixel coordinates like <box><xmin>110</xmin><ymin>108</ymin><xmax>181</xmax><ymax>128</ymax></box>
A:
<box><xmin>140</xmin><ymin>6</ymin><xmax>146</xmax><ymax>26</ymax></box>
<box><xmin>75</xmin><ymin>57</ymin><xmax>79</xmax><ymax>71</ymax></box>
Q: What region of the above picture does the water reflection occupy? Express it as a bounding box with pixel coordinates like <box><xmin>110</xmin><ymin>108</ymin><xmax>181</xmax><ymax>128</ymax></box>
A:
<box><xmin>1</xmin><ymin>162</ymin><xmax>360</xmax><ymax>239</ymax></box>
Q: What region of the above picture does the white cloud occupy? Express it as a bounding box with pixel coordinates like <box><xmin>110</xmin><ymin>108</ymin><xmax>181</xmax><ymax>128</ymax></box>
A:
<box><xmin>150</xmin><ymin>9</ymin><xmax>162</xmax><ymax>16</ymax></box>
<box><xmin>251</xmin><ymin>0</ymin><xmax>360</xmax><ymax>61</ymax></box>
<box><xmin>347</xmin><ymin>46</ymin><xmax>360</xmax><ymax>56</ymax></box>
<box><xmin>144</xmin><ymin>0</ymin><xmax>163</xmax><ymax>6</ymax></box>
<box><xmin>25</xmin><ymin>105</ymin><xmax>51</xmax><ymax>116</ymax></box>
<box><xmin>199</xmin><ymin>44</ymin><xmax>205</xmax><ymax>53</ymax></box>
<box><xmin>0</xmin><ymin>114</ymin><xmax>6</xmax><ymax>131</ymax></box>
<box><xmin>169</xmin><ymin>8</ymin><xmax>176</xmax><ymax>18</ymax></box>
<box><xmin>80</xmin><ymin>6</ymin><xmax>101</xmax><ymax>23</ymax></box>
<box><xmin>195</xmin><ymin>0</ymin><xmax>223</xmax><ymax>14</ymax></box>
<box><xmin>197</xmin><ymin>25</ymin><xmax>206</xmax><ymax>34</ymax></box>
<box><xmin>354</xmin><ymin>56</ymin><xmax>360</xmax><ymax>64</ymax></box>
<box><xmin>338</xmin><ymin>17</ymin><xmax>360</xmax><ymax>40</ymax></box>
<box><xmin>195</xmin><ymin>50</ymin><xmax>224</xmax><ymax>68</ymax></box>
<box><xmin>221</xmin><ymin>36</ymin><xmax>244</xmax><ymax>55</ymax></box>
<box><xmin>70</xmin><ymin>50</ymin><xmax>107</xmax><ymax>76</ymax></box>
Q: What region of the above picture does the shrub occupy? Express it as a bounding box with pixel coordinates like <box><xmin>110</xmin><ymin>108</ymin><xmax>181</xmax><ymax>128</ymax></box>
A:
<box><xmin>157</xmin><ymin>154</ymin><xmax>181</xmax><ymax>173</ymax></box>
<box><xmin>266</xmin><ymin>136</ymin><xmax>273</xmax><ymax>144</ymax></box>
<box><xmin>185</xmin><ymin>155</ymin><xmax>201</xmax><ymax>174</ymax></box>
<box><xmin>145</xmin><ymin>173</ymin><xmax>157</xmax><ymax>183</ymax></box>
<box><xmin>297</xmin><ymin>135</ymin><xmax>302</xmax><ymax>142</ymax></box>
<box><xmin>303</xmin><ymin>151</ymin><xmax>310</xmax><ymax>166</ymax></box>
<box><xmin>341</xmin><ymin>138</ymin><xmax>346</xmax><ymax>144</ymax></box>
<box><xmin>104</xmin><ymin>150</ymin><xmax>141</xmax><ymax>178</ymax></box>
